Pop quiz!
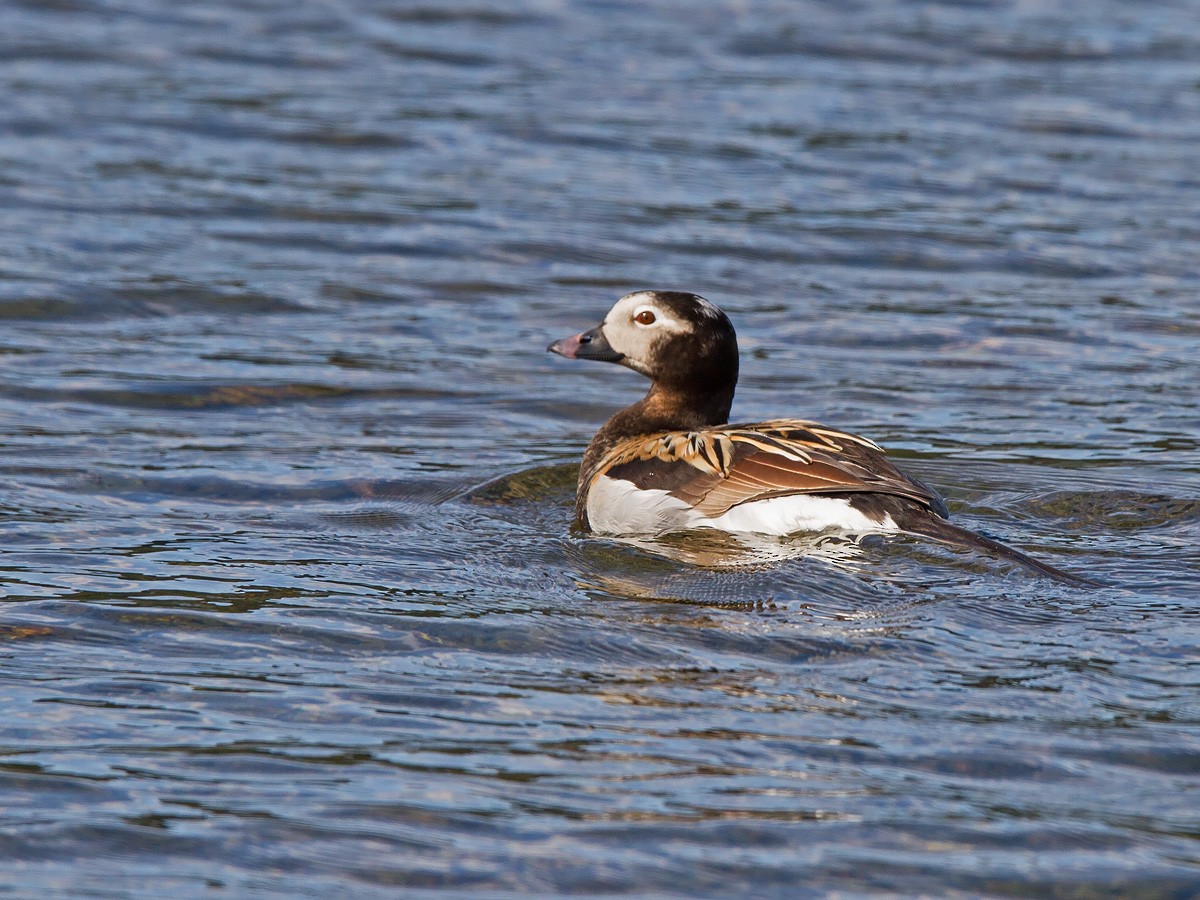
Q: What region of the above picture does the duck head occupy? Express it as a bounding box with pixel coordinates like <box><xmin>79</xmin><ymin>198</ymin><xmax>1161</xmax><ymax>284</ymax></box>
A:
<box><xmin>548</xmin><ymin>290</ymin><xmax>739</xmax><ymax>394</ymax></box>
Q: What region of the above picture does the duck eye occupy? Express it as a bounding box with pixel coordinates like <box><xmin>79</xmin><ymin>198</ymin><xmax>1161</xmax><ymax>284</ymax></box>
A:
<box><xmin>634</xmin><ymin>309</ymin><xmax>656</xmax><ymax>326</ymax></box>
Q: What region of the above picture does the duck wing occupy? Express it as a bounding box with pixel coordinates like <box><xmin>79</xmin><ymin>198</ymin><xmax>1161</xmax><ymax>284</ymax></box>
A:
<box><xmin>597</xmin><ymin>418</ymin><xmax>947</xmax><ymax>519</ymax></box>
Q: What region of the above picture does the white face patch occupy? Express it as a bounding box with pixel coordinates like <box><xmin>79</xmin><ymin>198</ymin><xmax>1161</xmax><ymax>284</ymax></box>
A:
<box><xmin>600</xmin><ymin>291</ymin><xmax>691</xmax><ymax>374</ymax></box>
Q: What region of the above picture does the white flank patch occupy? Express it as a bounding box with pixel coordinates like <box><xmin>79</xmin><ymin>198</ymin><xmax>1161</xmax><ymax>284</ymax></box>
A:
<box><xmin>588</xmin><ymin>475</ymin><xmax>898</xmax><ymax>538</ymax></box>
<box><xmin>587</xmin><ymin>475</ymin><xmax>697</xmax><ymax>535</ymax></box>
<box><xmin>705</xmin><ymin>495</ymin><xmax>897</xmax><ymax>537</ymax></box>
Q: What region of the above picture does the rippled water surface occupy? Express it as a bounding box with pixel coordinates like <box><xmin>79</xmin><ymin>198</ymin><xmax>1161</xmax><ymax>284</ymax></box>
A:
<box><xmin>2</xmin><ymin>0</ymin><xmax>1199</xmax><ymax>895</ymax></box>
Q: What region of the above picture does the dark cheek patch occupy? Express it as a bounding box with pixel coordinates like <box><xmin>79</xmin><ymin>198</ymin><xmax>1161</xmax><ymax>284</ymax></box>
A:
<box><xmin>649</xmin><ymin>334</ymin><xmax>682</xmax><ymax>375</ymax></box>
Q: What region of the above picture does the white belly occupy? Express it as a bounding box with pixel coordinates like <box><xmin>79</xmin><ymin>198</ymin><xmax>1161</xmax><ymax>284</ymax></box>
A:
<box><xmin>586</xmin><ymin>475</ymin><xmax>898</xmax><ymax>537</ymax></box>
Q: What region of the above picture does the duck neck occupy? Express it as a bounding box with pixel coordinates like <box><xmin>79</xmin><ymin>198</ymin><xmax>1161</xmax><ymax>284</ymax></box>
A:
<box><xmin>600</xmin><ymin>381</ymin><xmax>734</xmax><ymax>444</ymax></box>
<box><xmin>634</xmin><ymin>382</ymin><xmax>735</xmax><ymax>432</ymax></box>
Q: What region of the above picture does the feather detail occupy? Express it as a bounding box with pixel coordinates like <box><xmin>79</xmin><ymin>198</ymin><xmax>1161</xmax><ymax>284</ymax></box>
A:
<box><xmin>588</xmin><ymin>418</ymin><xmax>943</xmax><ymax>525</ymax></box>
<box><xmin>607</xmin><ymin>429</ymin><xmax>737</xmax><ymax>477</ymax></box>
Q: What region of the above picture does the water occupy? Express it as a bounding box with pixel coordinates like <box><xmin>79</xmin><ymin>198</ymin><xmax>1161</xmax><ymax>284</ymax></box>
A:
<box><xmin>2</xmin><ymin>0</ymin><xmax>1198</xmax><ymax>895</ymax></box>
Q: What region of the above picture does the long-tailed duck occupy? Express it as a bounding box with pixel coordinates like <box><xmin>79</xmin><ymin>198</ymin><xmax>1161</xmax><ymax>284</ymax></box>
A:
<box><xmin>548</xmin><ymin>290</ymin><xmax>1088</xmax><ymax>584</ymax></box>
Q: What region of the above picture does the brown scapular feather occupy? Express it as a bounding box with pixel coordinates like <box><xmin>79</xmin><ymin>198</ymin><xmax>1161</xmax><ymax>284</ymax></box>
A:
<box><xmin>600</xmin><ymin>418</ymin><xmax>944</xmax><ymax>519</ymax></box>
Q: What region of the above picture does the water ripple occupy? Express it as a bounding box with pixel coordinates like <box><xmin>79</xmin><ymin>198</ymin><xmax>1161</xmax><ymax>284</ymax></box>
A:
<box><xmin>2</xmin><ymin>0</ymin><xmax>1198</xmax><ymax>894</ymax></box>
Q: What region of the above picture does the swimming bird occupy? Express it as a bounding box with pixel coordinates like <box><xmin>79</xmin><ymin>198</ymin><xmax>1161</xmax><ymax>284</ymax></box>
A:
<box><xmin>548</xmin><ymin>290</ymin><xmax>1087</xmax><ymax>584</ymax></box>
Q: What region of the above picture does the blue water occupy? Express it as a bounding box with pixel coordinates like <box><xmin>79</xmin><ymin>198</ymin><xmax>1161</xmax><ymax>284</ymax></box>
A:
<box><xmin>1</xmin><ymin>0</ymin><xmax>1198</xmax><ymax>895</ymax></box>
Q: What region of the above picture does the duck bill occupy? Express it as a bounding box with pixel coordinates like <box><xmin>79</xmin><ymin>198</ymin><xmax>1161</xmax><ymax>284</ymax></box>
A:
<box><xmin>547</xmin><ymin>326</ymin><xmax>624</xmax><ymax>363</ymax></box>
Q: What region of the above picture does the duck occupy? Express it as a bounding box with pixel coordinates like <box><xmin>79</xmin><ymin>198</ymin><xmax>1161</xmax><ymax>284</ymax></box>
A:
<box><xmin>547</xmin><ymin>289</ymin><xmax>1088</xmax><ymax>584</ymax></box>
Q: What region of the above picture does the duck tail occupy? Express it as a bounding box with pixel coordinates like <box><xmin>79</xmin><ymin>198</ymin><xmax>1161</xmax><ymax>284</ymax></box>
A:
<box><xmin>898</xmin><ymin>513</ymin><xmax>1098</xmax><ymax>587</ymax></box>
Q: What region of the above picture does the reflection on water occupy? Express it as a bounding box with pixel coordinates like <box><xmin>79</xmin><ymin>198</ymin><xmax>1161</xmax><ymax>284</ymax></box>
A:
<box><xmin>2</xmin><ymin>0</ymin><xmax>1199</xmax><ymax>894</ymax></box>
<box><xmin>603</xmin><ymin>528</ymin><xmax>873</xmax><ymax>571</ymax></box>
